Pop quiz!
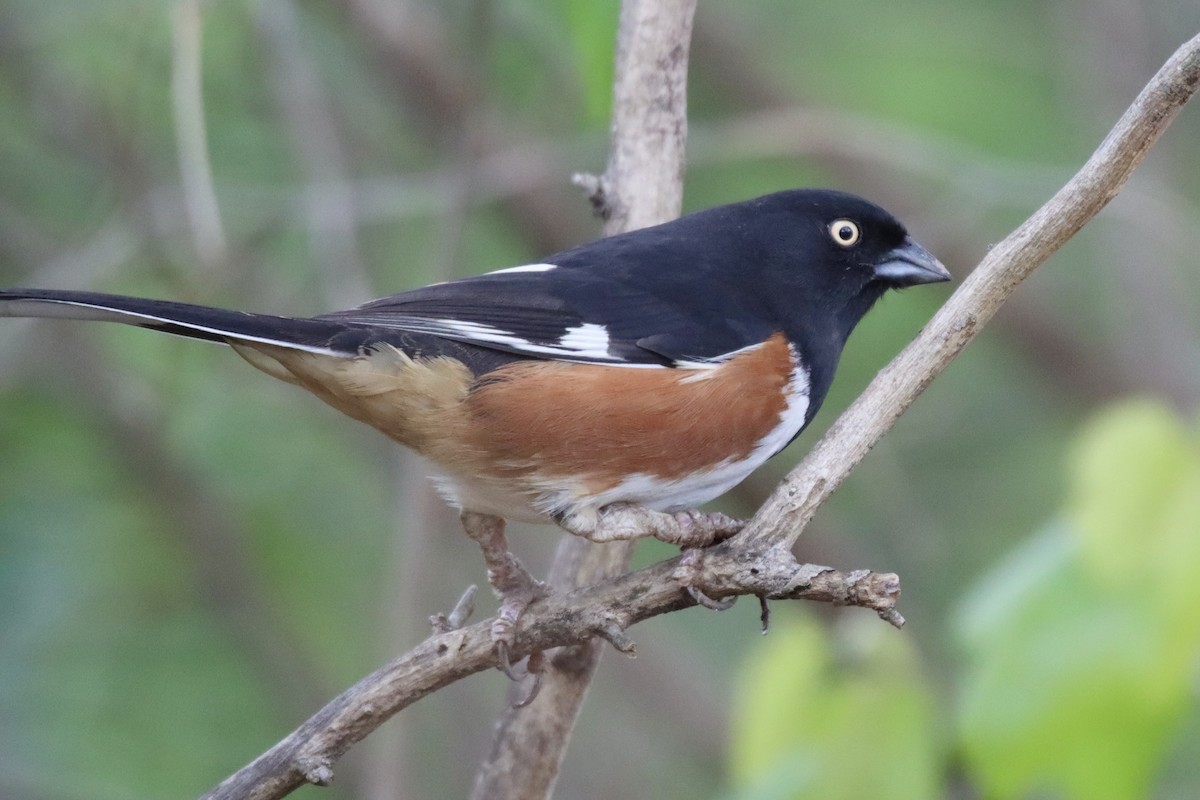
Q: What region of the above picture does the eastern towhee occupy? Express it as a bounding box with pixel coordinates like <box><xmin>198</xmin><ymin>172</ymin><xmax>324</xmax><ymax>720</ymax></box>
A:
<box><xmin>1</xmin><ymin>189</ymin><xmax>949</xmax><ymax>662</ymax></box>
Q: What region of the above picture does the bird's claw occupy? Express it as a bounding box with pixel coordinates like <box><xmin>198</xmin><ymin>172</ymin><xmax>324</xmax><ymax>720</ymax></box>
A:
<box><xmin>686</xmin><ymin>583</ymin><xmax>737</xmax><ymax>611</ymax></box>
<box><xmin>675</xmin><ymin>548</ymin><xmax>737</xmax><ymax>611</ymax></box>
<box><xmin>511</xmin><ymin>651</ymin><xmax>546</xmax><ymax>708</ymax></box>
<box><xmin>494</xmin><ymin>639</ymin><xmax>521</xmax><ymax>682</ymax></box>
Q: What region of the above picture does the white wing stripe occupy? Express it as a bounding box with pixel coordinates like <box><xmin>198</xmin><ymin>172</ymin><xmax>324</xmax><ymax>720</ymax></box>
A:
<box><xmin>558</xmin><ymin>323</ymin><xmax>612</xmax><ymax>360</ymax></box>
<box><xmin>326</xmin><ymin>311</ymin><xmax>768</xmax><ymax>370</ymax></box>
<box><xmin>485</xmin><ymin>262</ymin><xmax>558</xmax><ymax>275</ymax></box>
<box><xmin>438</xmin><ymin>318</ymin><xmax>630</xmax><ymax>363</ymax></box>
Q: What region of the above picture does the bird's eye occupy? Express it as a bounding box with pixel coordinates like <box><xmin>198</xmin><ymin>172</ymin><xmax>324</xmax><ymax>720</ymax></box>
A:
<box><xmin>828</xmin><ymin>219</ymin><xmax>861</xmax><ymax>247</ymax></box>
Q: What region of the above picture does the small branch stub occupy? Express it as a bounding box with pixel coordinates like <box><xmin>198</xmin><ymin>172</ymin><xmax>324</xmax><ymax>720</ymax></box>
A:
<box><xmin>297</xmin><ymin>757</ymin><xmax>333</xmax><ymax>787</ymax></box>
<box><xmin>430</xmin><ymin>584</ymin><xmax>478</xmax><ymax>633</ymax></box>
<box><xmin>571</xmin><ymin>172</ymin><xmax>612</xmax><ymax>219</ymax></box>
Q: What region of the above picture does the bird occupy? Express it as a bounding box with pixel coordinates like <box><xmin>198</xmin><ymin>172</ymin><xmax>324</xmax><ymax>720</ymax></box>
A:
<box><xmin>0</xmin><ymin>188</ymin><xmax>948</xmax><ymax>665</ymax></box>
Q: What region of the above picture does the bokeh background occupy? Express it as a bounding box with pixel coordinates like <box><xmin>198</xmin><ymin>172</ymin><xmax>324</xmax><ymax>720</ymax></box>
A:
<box><xmin>2</xmin><ymin>1</ymin><xmax>1200</xmax><ymax>798</ymax></box>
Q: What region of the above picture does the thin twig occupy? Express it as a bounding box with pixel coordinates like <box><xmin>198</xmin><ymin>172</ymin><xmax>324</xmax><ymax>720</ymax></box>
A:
<box><xmin>171</xmin><ymin>0</ymin><xmax>229</xmax><ymax>272</ymax></box>
<box><xmin>255</xmin><ymin>0</ymin><xmax>373</xmax><ymax>307</ymax></box>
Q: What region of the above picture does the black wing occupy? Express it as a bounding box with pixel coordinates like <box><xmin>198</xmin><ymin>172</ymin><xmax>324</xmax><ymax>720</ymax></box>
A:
<box><xmin>319</xmin><ymin>228</ymin><xmax>777</xmax><ymax>367</ymax></box>
<box><xmin>2</xmin><ymin>210</ymin><xmax>783</xmax><ymax>367</ymax></box>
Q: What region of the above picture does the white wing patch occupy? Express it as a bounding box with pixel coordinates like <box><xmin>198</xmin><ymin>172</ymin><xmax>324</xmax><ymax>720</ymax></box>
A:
<box><xmin>485</xmin><ymin>262</ymin><xmax>558</xmax><ymax>275</ymax></box>
<box><xmin>430</xmin><ymin>318</ymin><xmax>654</xmax><ymax>365</ymax></box>
<box><xmin>558</xmin><ymin>323</ymin><xmax>611</xmax><ymax>360</ymax></box>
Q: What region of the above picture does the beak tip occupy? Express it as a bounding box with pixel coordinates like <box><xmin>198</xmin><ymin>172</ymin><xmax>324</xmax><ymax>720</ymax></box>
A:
<box><xmin>875</xmin><ymin>237</ymin><xmax>951</xmax><ymax>286</ymax></box>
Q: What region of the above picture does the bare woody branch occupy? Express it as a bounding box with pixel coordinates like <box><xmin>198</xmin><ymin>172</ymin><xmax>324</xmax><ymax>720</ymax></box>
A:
<box><xmin>200</xmin><ymin>29</ymin><xmax>1200</xmax><ymax>800</ymax></box>
<box><xmin>201</xmin><ymin>552</ymin><xmax>897</xmax><ymax>800</ymax></box>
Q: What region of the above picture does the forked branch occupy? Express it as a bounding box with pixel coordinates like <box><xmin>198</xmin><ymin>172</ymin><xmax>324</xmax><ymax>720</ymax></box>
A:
<box><xmin>201</xmin><ymin>28</ymin><xmax>1200</xmax><ymax>800</ymax></box>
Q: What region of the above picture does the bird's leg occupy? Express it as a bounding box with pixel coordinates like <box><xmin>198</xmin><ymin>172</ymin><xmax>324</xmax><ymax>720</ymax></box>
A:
<box><xmin>459</xmin><ymin>511</ymin><xmax>548</xmax><ymax>678</ymax></box>
<box><xmin>558</xmin><ymin>502</ymin><xmax>745</xmax><ymax>547</ymax></box>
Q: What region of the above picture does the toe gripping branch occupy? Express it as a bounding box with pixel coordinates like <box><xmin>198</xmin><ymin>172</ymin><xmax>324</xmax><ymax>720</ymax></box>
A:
<box><xmin>458</xmin><ymin>512</ymin><xmax>548</xmax><ymax>682</ymax></box>
<box><xmin>455</xmin><ymin>509</ymin><xmax>902</xmax><ymax>711</ymax></box>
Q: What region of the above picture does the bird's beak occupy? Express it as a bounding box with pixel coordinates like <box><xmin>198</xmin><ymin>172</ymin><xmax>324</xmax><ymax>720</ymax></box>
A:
<box><xmin>874</xmin><ymin>236</ymin><xmax>951</xmax><ymax>286</ymax></box>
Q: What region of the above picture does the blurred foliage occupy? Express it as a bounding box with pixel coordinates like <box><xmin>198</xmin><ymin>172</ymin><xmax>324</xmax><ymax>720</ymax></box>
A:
<box><xmin>728</xmin><ymin>401</ymin><xmax>1200</xmax><ymax>800</ymax></box>
<box><xmin>957</xmin><ymin>401</ymin><xmax>1200</xmax><ymax>800</ymax></box>
<box><xmin>0</xmin><ymin>0</ymin><xmax>1198</xmax><ymax>798</ymax></box>
<box><xmin>728</xmin><ymin>616</ymin><xmax>940</xmax><ymax>800</ymax></box>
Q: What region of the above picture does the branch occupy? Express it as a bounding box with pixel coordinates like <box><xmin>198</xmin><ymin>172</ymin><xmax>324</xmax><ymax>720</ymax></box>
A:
<box><xmin>737</xmin><ymin>31</ymin><xmax>1200</xmax><ymax>553</ymax></box>
<box><xmin>201</xmin><ymin>553</ymin><xmax>896</xmax><ymax>800</ymax></box>
<box><xmin>171</xmin><ymin>0</ymin><xmax>228</xmax><ymax>273</ymax></box>
<box><xmin>200</xmin><ymin>30</ymin><xmax>1200</xmax><ymax>800</ymax></box>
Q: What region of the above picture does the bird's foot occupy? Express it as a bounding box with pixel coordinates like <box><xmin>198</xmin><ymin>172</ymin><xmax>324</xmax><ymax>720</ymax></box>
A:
<box><xmin>560</xmin><ymin>502</ymin><xmax>745</xmax><ymax>547</ymax></box>
<box><xmin>459</xmin><ymin>512</ymin><xmax>549</xmax><ymax>682</ymax></box>
<box><xmin>491</xmin><ymin>573</ymin><xmax>549</xmax><ymax>680</ymax></box>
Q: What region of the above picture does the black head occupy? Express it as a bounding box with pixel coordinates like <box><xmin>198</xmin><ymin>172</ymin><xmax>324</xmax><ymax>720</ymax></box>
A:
<box><xmin>739</xmin><ymin>188</ymin><xmax>948</xmax><ymax>290</ymax></box>
<box><xmin>717</xmin><ymin>188</ymin><xmax>950</xmax><ymax>401</ymax></box>
<box><xmin>726</xmin><ymin>188</ymin><xmax>947</xmax><ymax>325</ymax></box>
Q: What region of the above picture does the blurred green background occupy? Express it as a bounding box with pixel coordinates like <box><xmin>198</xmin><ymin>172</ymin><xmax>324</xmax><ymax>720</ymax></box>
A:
<box><xmin>1</xmin><ymin>1</ymin><xmax>1199</xmax><ymax>798</ymax></box>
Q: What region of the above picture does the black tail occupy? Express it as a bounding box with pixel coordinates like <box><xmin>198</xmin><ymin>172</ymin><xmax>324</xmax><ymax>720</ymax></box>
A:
<box><xmin>0</xmin><ymin>289</ymin><xmax>357</xmax><ymax>356</ymax></box>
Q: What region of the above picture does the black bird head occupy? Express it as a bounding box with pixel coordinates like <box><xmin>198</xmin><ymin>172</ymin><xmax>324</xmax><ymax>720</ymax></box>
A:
<box><xmin>703</xmin><ymin>188</ymin><xmax>950</xmax><ymax>403</ymax></box>
<box><xmin>749</xmin><ymin>187</ymin><xmax>944</xmax><ymax>301</ymax></box>
<box><xmin>739</xmin><ymin>187</ymin><xmax>948</xmax><ymax>292</ymax></box>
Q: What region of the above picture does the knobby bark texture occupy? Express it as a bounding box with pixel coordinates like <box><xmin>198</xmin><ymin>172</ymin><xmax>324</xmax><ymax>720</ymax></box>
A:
<box><xmin>199</xmin><ymin>28</ymin><xmax>1200</xmax><ymax>800</ymax></box>
<box><xmin>201</xmin><ymin>556</ymin><xmax>898</xmax><ymax>800</ymax></box>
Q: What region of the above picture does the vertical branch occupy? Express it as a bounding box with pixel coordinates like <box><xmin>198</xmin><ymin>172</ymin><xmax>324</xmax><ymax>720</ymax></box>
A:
<box><xmin>600</xmin><ymin>0</ymin><xmax>693</xmax><ymax>232</ymax></box>
<box><xmin>254</xmin><ymin>0</ymin><xmax>373</xmax><ymax>307</ymax></box>
<box><xmin>171</xmin><ymin>0</ymin><xmax>228</xmax><ymax>272</ymax></box>
<box><xmin>469</xmin><ymin>1</ymin><xmax>697</xmax><ymax>798</ymax></box>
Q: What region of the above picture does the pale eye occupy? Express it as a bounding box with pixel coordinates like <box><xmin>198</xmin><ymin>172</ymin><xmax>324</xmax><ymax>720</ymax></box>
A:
<box><xmin>828</xmin><ymin>219</ymin><xmax>861</xmax><ymax>247</ymax></box>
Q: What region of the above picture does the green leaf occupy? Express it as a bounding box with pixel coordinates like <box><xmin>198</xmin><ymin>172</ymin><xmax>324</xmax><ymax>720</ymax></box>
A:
<box><xmin>727</xmin><ymin>614</ymin><xmax>940</xmax><ymax>800</ymax></box>
<box><xmin>957</xmin><ymin>401</ymin><xmax>1200</xmax><ymax>800</ymax></box>
<box><xmin>1070</xmin><ymin>400</ymin><xmax>1200</xmax><ymax>594</ymax></box>
<box><xmin>957</xmin><ymin>534</ymin><xmax>1181</xmax><ymax>799</ymax></box>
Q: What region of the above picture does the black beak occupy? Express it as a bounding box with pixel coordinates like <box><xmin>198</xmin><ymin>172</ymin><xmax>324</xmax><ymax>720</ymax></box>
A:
<box><xmin>873</xmin><ymin>236</ymin><xmax>951</xmax><ymax>286</ymax></box>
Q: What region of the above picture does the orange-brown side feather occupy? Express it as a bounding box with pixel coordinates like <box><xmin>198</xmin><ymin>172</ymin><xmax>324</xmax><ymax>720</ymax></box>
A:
<box><xmin>231</xmin><ymin>342</ymin><xmax>476</xmax><ymax>457</ymax></box>
<box><xmin>462</xmin><ymin>333</ymin><xmax>793</xmax><ymax>491</ymax></box>
<box><xmin>230</xmin><ymin>334</ymin><xmax>794</xmax><ymax>514</ymax></box>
